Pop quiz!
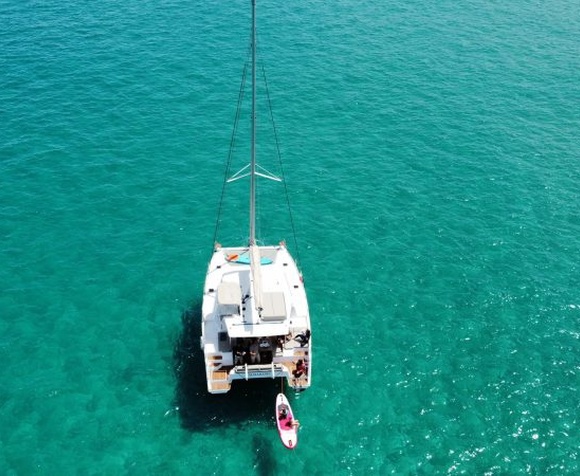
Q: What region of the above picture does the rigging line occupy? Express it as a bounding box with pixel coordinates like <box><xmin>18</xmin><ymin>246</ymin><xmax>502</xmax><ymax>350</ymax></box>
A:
<box><xmin>212</xmin><ymin>44</ymin><xmax>252</xmax><ymax>247</ymax></box>
<box><xmin>260</xmin><ymin>62</ymin><xmax>302</xmax><ymax>266</ymax></box>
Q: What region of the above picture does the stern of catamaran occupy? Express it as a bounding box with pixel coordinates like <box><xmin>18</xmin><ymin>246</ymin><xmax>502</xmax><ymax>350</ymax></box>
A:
<box><xmin>201</xmin><ymin>333</ymin><xmax>311</xmax><ymax>394</ymax></box>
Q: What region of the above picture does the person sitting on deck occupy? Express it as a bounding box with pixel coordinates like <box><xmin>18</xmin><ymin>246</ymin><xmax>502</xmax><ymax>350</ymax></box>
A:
<box><xmin>292</xmin><ymin>359</ymin><xmax>306</xmax><ymax>378</ymax></box>
<box><xmin>234</xmin><ymin>347</ymin><xmax>245</xmax><ymax>365</ymax></box>
<box><xmin>249</xmin><ymin>339</ymin><xmax>261</xmax><ymax>364</ymax></box>
<box><xmin>294</xmin><ymin>329</ymin><xmax>311</xmax><ymax>347</ymax></box>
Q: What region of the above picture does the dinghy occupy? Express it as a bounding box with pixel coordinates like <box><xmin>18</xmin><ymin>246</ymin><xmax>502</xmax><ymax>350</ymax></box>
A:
<box><xmin>275</xmin><ymin>393</ymin><xmax>299</xmax><ymax>449</ymax></box>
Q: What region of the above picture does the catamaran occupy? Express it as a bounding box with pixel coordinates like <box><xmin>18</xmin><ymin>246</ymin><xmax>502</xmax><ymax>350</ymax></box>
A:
<box><xmin>200</xmin><ymin>0</ymin><xmax>311</xmax><ymax>394</ymax></box>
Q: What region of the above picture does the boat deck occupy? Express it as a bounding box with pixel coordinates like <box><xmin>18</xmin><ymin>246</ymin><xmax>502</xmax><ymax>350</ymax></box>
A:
<box><xmin>202</xmin><ymin>244</ymin><xmax>311</xmax><ymax>393</ymax></box>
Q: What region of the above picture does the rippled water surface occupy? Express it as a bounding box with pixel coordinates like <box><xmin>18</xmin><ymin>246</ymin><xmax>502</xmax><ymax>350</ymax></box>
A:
<box><xmin>1</xmin><ymin>0</ymin><xmax>579</xmax><ymax>474</ymax></box>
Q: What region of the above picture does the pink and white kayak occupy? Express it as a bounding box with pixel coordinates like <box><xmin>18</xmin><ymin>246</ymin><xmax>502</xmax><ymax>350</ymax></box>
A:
<box><xmin>275</xmin><ymin>393</ymin><xmax>298</xmax><ymax>449</ymax></box>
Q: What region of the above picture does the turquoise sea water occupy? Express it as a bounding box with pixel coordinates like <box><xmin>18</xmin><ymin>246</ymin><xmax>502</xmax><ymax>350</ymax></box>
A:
<box><xmin>2</xmin><ymin>0</ymin><xmax>579</xmax><ymax>474</ymax></box>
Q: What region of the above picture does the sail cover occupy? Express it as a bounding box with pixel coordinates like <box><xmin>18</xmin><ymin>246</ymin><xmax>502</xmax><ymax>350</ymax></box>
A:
<box><xmin>251</xmin><ymin>245</ymin><xmax>263</xmax><ymax>312</ymax></box>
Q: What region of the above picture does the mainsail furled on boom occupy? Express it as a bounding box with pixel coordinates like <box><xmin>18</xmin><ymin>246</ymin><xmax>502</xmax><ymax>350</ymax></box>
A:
<box><xmin>250</xmin><ymin>244</ymin><xmax>263</xmax><ymax>317</ymax></box>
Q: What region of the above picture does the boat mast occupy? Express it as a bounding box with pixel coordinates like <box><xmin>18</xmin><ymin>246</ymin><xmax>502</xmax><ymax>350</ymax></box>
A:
<box><xmin>249</xmin><ymin>0</ymin><xmax>263</xmax><ymax>315</ymax></box>
<box><xmin>249</xmin><ymin>0</ymin><xmax>257</xmax><ymax>246</ymax></box>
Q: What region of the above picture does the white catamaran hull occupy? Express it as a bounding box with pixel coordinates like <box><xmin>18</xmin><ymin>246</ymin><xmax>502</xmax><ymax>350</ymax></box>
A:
<box><xmin>201</xmin><ymin>243</ymin><xmax>311</xmax><ymax>394</ymax></box>
<box><xmin>200</xmin><ymin>0</ymin><xmax>311</xmax><ymax>395</ymax></box>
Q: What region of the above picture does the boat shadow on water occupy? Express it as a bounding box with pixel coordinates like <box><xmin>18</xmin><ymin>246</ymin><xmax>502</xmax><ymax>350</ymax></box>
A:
<box><xmin>173</xmin><ymin>302</ymin><xmax>281</xmax><ymax>433</ymax></box>
<box><xmin>252</xmin><ymin>433</ymin><xmax>279</xmax><ymax>476</ymax></box>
